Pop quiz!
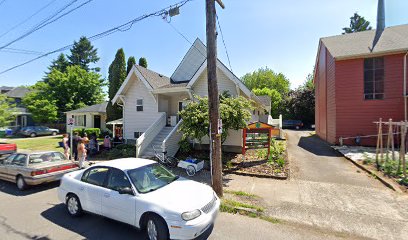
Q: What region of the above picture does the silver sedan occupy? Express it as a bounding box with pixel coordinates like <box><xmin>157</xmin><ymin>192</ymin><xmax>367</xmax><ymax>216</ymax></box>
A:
<box><xmin>0</xmin><ymin>151</ymin><xmax>79</xmax><ymax>190</ymax></box>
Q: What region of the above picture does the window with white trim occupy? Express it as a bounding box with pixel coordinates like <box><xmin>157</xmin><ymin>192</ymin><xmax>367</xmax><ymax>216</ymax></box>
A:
<box><xmin>136</xmin><ymin>99</ymin><xmax>143</xmax><ymax>112</ymax></box>
<box><xmin>74</xmin><ymin>115</ymin><xmax>85</xmax><ymax>126</ymax></box>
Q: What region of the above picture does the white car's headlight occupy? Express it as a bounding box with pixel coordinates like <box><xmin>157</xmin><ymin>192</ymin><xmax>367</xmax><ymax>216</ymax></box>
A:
<box><xmin>181</xmin><ymin>209</ymin><xmax>201</xmax><ymax>221</ymax></box>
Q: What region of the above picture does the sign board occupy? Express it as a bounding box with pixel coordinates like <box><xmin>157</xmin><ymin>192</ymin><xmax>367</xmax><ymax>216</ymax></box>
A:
<box><xmin>68</xmin><ymin>118</ymin><xmax>74</xmax><ymax>126</ymax></box>
<box><xmin>218</xmin><ymin>119</ymin><xmax>223</xmax><ymax>134</ymax></box>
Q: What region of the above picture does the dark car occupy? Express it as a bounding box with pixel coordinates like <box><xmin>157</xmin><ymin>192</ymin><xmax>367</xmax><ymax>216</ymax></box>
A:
<box><xmin>283</xmin><ymin>120</ymin><xmax>304</xmax><ymax>130</ymax></box>
<box><xmin>19</xmin><ymin>126</ymin><xmax>59</xmax><ymax>137</ymax></box>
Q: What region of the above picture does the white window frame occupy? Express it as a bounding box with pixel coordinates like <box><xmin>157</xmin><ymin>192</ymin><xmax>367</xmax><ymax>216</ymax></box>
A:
<box><xmin>74</xmin><ymin>115</ymin><xmax>85</xmax><ymax>127</ymax></box>
<box><xmin>136</xmin><ymin>99</ymin><xmax>143</xmax><ymax>112</ymax></box>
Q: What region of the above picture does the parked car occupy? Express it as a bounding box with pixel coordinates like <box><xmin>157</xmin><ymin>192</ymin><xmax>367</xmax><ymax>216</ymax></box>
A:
<box><xmin>0</xmin><ymin>142</ymin><xmax>17</xmax><ymax>158</ymax></box>
<box><xmin>0</xmin><ymin>151</ymin><xmax>79</xmax><ymax>190</ymax></box>
<box><xmin>58</xmin><ymin>158</ymin><xmax>220</xmax><ymax>240</ymax></box>
<box><xmin>19</xmin><ymin>126</ymin><xmax>59</xmax><ymax>137</ymax></box>
<box><xmin>283</xmin><ymin>120</ymin><xmax>304</xmax><ymax>129</ymax></box>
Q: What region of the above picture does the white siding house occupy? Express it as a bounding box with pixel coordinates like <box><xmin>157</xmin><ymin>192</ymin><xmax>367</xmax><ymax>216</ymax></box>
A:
<box><xmin>65</xmin><ymin>102</ymin><xmax>108</xmax><ymax>132</ymax></box>
<box><xmin>112</xmin><ymin>38</ymin><xmax>272</xmax><ymax>157</ymax></box>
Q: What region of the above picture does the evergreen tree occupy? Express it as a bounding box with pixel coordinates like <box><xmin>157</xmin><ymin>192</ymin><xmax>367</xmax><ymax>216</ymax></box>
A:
<box><xmin>67</xmin><ymin>36</ymin><xmax>100</xmax><ymax>71</ymax></box>
<box><xmin>138</xmin><ymin>57</ymin><xmax>147</xmax><ymax>68</ymax></box>
<box><xmin>107</xmin><ymin>48</ymin><xmax>127</xmax><ymax>121</ymax></box>
<box><xmin>127</xmin><ymin>56</ymin><xmax>136</xmax><ymax>74</ymax></box>
<box><xmin>44</xmin><ymin>53</ymin><xmax>70</xmax><ymax>82</ymax></box>
<box><xmin>343</xmin><ymin>13</ymin><xmax>372</xmax><ymax>34</ymax></box>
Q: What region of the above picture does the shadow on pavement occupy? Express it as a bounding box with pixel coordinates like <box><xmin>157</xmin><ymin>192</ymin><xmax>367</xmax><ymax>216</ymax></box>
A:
<box><xmin>297</xmin><ymin>135</ymin><xmax>341</xmax><ymax>157</ymax></box>
<box><xmin>41</xmin><ymin>204</ymin><xmax>147</xmax><ymax>240</ymax></box>
<box><xmin>0</xmin><ymin>180</ymin><xmax>59</xmax><ymax>197</ymax></box>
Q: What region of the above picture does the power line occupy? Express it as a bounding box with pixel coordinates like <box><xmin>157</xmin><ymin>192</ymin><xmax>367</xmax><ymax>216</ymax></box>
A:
<box><xmin>0</xmin><ymin>0</ymin><xmax>58</xmax><ymax>39</ymax></box>
<box><xmin>0</xmin><ymin>48</ymin><xmax>43</xmax><ymax>55</ymax></box>
<box><xmin>0</xmin><ymin>0</ymin><xmax>94</xmax><ymax>50</ymax></box>
<box><xmin>0</xmin><ymin>0</ymin><xmax>194</xmax><ymax>75</ymax></box>
<box><xmin>167</xmin><ymin>21</ymin><xmax>207</xmax><ymax>58</ymax></box>
<box><xmin>216</xmin><ymin>14</ymin><xmax>232</xmax><ymax>72</ymax></box>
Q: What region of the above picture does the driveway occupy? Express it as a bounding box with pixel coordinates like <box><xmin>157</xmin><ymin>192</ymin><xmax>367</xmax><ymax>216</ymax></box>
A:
<box><xmin>224</xmin><ymin>130</ymin><xmax>408</xmax><ymax>240</ymax></box>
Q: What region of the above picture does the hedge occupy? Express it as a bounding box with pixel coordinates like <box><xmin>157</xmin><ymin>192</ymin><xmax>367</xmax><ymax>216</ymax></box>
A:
<box><xmin>72</xmin><ymin>128</ymin><xmax>101</xmax><ymax>137</ymax></box>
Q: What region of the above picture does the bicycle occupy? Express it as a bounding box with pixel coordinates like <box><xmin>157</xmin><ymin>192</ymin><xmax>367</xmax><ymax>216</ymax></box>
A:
<box><xmin>151</xmin><ymin>145</ymin><xmax>179</xmax><ymax>168</ymax></box>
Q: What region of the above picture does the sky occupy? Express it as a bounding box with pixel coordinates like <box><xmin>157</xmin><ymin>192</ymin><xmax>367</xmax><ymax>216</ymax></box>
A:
<box><xmin>0</xmin><ymin>0</ymin><xmax>407</xmax><ymax>89</ymax></box>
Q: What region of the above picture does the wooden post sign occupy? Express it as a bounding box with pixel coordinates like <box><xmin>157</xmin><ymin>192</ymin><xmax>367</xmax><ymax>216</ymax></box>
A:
<box><xmin>242</xmin><ymin>121</ymin><xmax>277</xmax><ymax>158</ymax></box>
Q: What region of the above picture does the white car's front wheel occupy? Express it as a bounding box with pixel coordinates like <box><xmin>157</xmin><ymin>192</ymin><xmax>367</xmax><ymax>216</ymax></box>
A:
<box><xmin>66</xmin><ymin>194</ymin><xmax>83</xmax><ymax>217</ymax></box>
<box><xmin>146</xmin><ymin>215</ymin><xmax>169</xmax><ymax>240</ymax></box>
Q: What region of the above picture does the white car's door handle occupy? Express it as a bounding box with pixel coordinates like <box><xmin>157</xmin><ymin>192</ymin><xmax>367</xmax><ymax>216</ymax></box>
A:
<box><xmin>104</xmin><ymin>193</ymin><xmax>110</xmax><ymax>198</ymax></box>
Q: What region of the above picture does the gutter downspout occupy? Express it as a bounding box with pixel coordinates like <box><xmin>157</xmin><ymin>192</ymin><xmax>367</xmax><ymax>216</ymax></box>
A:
<box><xmin>405</xmin><ymin>52</ymin><xmax>408</xmax><ymax>121</ymax></box>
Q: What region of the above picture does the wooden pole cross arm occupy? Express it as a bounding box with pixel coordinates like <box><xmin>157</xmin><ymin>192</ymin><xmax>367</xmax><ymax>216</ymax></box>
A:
<box><xmin>215</xmin><ymin>0</ymin><xmax>225</xmax><ymax>9</ymax></box>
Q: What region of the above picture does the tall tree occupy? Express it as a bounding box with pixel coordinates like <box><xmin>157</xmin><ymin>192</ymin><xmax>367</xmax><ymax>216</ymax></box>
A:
<box><xmin>0</xmin><ymin>94</ymin><xmax>15</xmax><ymax>127</ymax></box>
<box><xmin>25</xmin><ymin>66</ymin><xmax>105</xmax><ymax>122</ymax></box>
<box><xmin>23</xmin><ymin>90</ymin><xmax>58</xmax><ymax>123</ymax></box>
<box><xmin>107</xmin><ymin>48</ymin><xmax>127</xmax><ymax>121</ymax></box>
<box><xmin>127</xmin><ymin>56</ymin><xmax>136</xmax><ymax>74</ymax></box>
<box><xmin>138</xmin><ymin>57</ymin><xmax>147</xmax><ymax>68</ymax></box>
<box><xmin>44</xmin><ymin>53</ymin><xmax>70</xmax><ymax>82</ymax></box>
<box><xmin>241</xmin><ymin>67</ymin><xmax>290</xmax><ymax>94</ymax></box>
<box><xmin>67</xmin><ymin>36</ymin><xmax>100</xmax><ymax>71</ymax></box>
<box><xmin>252</xmin><ymin>87</ymin><xmax>282</xmax><ymax>118</ymax></box>
<box><xmin>343</xmin><ymin>13</ymin><xmax>372</xmax><ymax>34</ymax></box>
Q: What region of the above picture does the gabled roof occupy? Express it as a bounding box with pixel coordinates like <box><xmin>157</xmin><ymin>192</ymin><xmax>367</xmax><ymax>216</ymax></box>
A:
<box><xmin>135</xmin><ymin>65</ymin><xmax>171</xmax><ymax>89</ymax></box>
<box><xmin>0</xmin><ymin>86</ymin><xmax>14</xmax><ymax>93</ymax></box>
<box><xmin>321</xmin><ymin>24</ymin><xmax>408</xmax><ymax>60</ymax></box>
<box><xmin>256</xmin><ymin>96</ymin><xmax>271</xmax><ymax>107</ymax></box>
<box><xmin>171</xmin><ymin>38</ymin><xmax>207</xmax><ymax>83</ymax></box>
<box><xmin>5</xmin><ymin>87</ymin><xmax>31</xmax><ymax>98</ymax></box>
<box><xmin>66</xmin><ymin>102</ymin><xmax>108</xmax><ymax>114</ymax></box>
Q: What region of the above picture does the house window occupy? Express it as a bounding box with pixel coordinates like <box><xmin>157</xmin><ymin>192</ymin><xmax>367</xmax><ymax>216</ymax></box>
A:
<box><xmin>134</xmin><ymin>132</ymin><xmax>143</xmax><ymax>139</ymax></box>
<box><xmin>74</xmin><ymin>115</ymin><xmax>85</xmax><ymax>126</ymax></box>
<box><xmin>364</xmin><ymin>57</ymin><xmax>384</xmax><ymax>100</ymax></box>
<box><xmin>136</xmin><ymin>99</ymin><xmax>143</xmax><ymax>112</ymax></box>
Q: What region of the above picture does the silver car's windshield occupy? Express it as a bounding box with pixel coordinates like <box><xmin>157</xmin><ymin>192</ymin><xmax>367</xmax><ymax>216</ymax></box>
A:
<box><xmin>127</xmin><ymin>163</ymin><xmax>179</xmax><ymax>194</ymax></box>
<box><xmin>29</xmin><ymin>152</ymin><xmax>66</xmax><ymax>165</ymax></box>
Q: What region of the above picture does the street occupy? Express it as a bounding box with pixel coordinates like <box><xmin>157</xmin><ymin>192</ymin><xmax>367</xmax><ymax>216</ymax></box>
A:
<box><xmin>0</xmin><ymin>179</ymin><xmax>349</xmax><ymax>240</ymax></box>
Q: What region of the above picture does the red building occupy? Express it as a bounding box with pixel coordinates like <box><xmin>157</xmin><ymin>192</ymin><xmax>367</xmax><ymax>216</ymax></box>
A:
<box><xmin>314</xmin><ymin>3</ymin><xmax>408</xmax><ymax>145</ymax></box>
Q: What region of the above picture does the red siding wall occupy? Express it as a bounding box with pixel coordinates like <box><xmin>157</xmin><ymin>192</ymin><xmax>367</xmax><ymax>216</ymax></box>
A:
<box><xmin>315</xmin><ymin>44</ymin><xmax>336</xmax><ymax>143</ymax></box>
<box><xmin>315</xmin><ymin>45</ymin><xmax>327</xmax><ymax>141</ymax></box>
<box><xmin>335</xmin><ymin>53</ymin><xmax>405</xmax><ymax>145</ymax></box>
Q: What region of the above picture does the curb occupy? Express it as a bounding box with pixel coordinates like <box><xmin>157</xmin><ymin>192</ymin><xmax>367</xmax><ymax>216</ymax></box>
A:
<box><xmin>333</xmin><ymin>148</ymin><xmax>402</xmax><ymax>193</ymax></box>
<box><xmin>224</xmin><ymin>168</ymin><xmax>288</xmax><ymax>180</ymax></box>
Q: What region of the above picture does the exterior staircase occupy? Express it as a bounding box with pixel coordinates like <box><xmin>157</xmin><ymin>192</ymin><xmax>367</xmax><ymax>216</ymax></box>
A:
<box><xmin>140</xmin><ymin>126</ymin><xmax>174</xmax><ymax>157</ymax></box>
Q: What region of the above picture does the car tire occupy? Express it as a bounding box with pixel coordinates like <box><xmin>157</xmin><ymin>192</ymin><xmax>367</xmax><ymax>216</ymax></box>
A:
<box><xmin>52</xmin><ymin>131</ymin><xmax>57</xmax><ymax>136</ymax></box>
<box><xmin>30</xmin><ymin>133</ymin><xmax>37</xmax><ymax>138</ymax></box>
<box><xmin>146</xmin><ymin>215</ymin><xmax>169</xmax><ymax>240</ymax></box>
<box><xmin>16</xmin><ymin>176</ymin><xmax>27</xmax><ymax>191</ymax></box>
<box><xmin>66</xmin><ymin>194</ymin><xmax>83</xmax><ymax>217</ymax></box>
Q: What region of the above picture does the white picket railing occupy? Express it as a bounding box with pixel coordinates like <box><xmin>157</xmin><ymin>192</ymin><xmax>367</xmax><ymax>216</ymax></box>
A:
<box><xmin>162</xmin><ymin>119</ymin><xmax>183</xmax><ymax>157</ymax></box>
<box><xmin>135</xmin><ymin>112</ymin><xmax>166</xmax><ymax>157</ymax></box>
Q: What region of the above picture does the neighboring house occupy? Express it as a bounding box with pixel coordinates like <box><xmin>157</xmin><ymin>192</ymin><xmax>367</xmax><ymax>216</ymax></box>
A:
<box><xmin>314</xmin><ymin>3</ymin><xmax>408</xmax><ymax>145</ymax></box>
<box><xmin>65</xmin><ymin>102</ymin><xmax>108</xmax><ymax>132</ymax></box>
<box><xmin>2</xmin><ymin>86</ymin><xmax>34</xmax><ymax>129</ymax></box>
<box><xmin>113</xmin><ymin>38</ymin><xmax>274</xmax><ymax>157</ymax></box>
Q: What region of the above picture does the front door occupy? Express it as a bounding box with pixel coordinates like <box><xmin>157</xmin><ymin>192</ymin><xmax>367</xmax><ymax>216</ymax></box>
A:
<box><xmin>94</xmin><ymin>115</ymin><xmax>101</xmax><ymax>129</ymax></box>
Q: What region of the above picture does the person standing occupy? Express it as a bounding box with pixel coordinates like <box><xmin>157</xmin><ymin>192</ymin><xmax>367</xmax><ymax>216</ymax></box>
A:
<box><xmin>72</xmin><ymin>132</ymin><xmax>81</xmax><ymax>161</ymax></box>
<box><xmin>62</xmin><ymin>134</ymin><xmax>70</xmax><ymax>160</ymax></box>
<box><xmin>77</xmin><ymin>139</ymin><xmax>87</xmax><ymax>169</ymax></box>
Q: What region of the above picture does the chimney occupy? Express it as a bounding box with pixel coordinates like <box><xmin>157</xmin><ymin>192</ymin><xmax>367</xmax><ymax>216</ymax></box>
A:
<box><xmin>372</xmin><ymin>0</ymin><xmax>385</xmax><ymax>50</ymax></box>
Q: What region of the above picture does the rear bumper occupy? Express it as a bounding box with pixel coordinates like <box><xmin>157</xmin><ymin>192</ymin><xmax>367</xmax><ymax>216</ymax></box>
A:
<box><xmin>25</xmin><ymin>169</ymin><xmax>78</xmax><ymax>186</ymax></box>
<box><xmin>168</xmin><ymin>199</ymin><xmax>220</xmax><ymax>240</ymax></box>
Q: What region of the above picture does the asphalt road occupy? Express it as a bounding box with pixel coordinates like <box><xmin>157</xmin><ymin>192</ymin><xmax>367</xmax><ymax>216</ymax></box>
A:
<box><xmin>0</xmin><ymin>178</ymin><xmax>355</xmax><ymax>240</ymax></box>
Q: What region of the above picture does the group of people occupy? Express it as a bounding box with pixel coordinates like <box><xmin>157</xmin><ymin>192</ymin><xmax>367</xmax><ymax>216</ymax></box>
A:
<box><xmin>62</xmin><ymin>133</ymin><xmax>123</xmax><ymax>168</ymax></box>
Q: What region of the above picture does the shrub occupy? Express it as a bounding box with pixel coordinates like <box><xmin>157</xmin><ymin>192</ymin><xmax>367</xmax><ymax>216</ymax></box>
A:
<box><xmin>100</xmin><ymin>129</ymin><xmax>112</xmax><ymax>138</ymax></box>
<box><xmin>107</xmin><ymin>144</ymin><xmax>135</xmax><ymax>159</ymax></box>
<box><xmin>178</xmin><ymin>138</ymin><xmax>192</xmax><ymax>153</ymax></box>
<box><xmin>73</xmin><ymin>128</ymin><xmax>101</xmax><ymax>137</ymax></box>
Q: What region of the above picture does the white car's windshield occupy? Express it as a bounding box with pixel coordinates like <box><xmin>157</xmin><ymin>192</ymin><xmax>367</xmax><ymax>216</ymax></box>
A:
<box><xmin>127</xmin><ymin>163</ymin><xmax>179</xmax><ymax>193</ymax></box>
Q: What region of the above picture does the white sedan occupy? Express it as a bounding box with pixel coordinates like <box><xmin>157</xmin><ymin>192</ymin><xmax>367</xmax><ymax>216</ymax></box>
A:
<box><xmin>57</xmin><ymin>158</ymin><xmax>220</xmax><ymax>240</ymax></box>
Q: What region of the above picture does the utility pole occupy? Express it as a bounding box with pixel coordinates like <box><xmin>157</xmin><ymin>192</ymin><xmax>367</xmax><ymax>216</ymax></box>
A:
<box><xmin>206</xmin><ymin>0</ymin><xmax>224</xmax><ymax>197</ymax></box>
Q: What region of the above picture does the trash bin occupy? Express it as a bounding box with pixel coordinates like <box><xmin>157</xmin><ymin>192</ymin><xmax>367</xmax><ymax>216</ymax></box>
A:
<box><xmin>5</xmin><ymin>129</ymin><xmax>13</xmax><ymax>136</ymax></box>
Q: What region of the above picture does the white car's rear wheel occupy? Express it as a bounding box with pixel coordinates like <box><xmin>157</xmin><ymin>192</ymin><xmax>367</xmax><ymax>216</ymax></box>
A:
<box><xmin>66</xmin><ymin>194</ymin><xmax>83</xmax><ymax>217</ymax></box>
<box><xmin>146</xmin><ymin>215</ymin><xmax>169</xmax><ymax>240</ymax></box>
